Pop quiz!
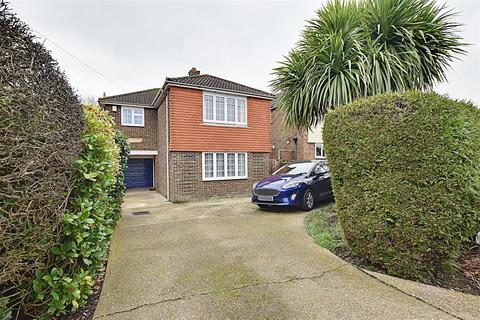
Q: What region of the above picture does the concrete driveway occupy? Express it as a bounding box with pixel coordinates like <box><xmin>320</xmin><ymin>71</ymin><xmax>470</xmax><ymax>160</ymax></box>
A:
<box><xmin>94</xmin><ymin>191</ymin><xmax>479</xmax><ymax>320</ymax></box>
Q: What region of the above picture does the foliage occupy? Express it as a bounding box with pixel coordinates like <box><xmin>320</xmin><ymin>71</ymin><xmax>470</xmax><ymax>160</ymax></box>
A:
<box><xmin>271</xmin><ymin>0</ymin><xmax>465</xmax><ymax>129</ymax></box>
<box><xmin>304</xmin><ymin>204</ymin><xmax>345</xmax><ymax>250</ymax></box>
<box><xmin>28</xmin><ymin>104</ymin><xmax>125</xmax><ymax>318</ymax></box>
<box><xmin>0</xmin><ymin>1</ymin><xmax>83</xmax><ymax>318</ymax></box>
<box><xmin>323</xmin><ymin>91</ymin><xmax>480</xmax><ymax>279</ymax></box>
<box><xmin>112</xmin><ymin>131</ymin><xmax>130</xmax><ymax>219</ymax></box>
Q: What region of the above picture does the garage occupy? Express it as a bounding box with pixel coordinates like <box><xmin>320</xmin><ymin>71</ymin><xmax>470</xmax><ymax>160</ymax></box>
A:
<box><xmin>125</xmin><ymin>158</ymin><xmax>154</xmax><ymax>189</ymax></box>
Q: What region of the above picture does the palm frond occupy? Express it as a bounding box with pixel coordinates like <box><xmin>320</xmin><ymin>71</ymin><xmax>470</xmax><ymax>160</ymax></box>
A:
<box><xmin>271</xmin><ymin>0</ymin><xmax>465</xmax><ymax>129</ymax></box>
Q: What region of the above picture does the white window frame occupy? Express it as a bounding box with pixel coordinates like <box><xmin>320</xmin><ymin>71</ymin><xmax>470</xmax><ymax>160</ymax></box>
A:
<box><xmin>203</xmin><ymin>91</ymin><xmax>247</xmax><ymax>126</ymax></box>
<box><xmin>315</xmin><ymin>143</ymin><xmax>327</xmax><ymax>159</ymax></box>
<box><xmin>202</xmin><ymin>152</ymin><xmax>248</xmax><ymax>181</ymax></box>
<box><xmin>121</xmin><ymin>106</ymin><xmax>144</xmax><ymax>127</ymax></box>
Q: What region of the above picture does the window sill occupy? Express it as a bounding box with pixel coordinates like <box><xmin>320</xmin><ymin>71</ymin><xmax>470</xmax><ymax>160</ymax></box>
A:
<box><xmin>202</xmin><ymin>122</ymin><xmax>248</xmax><ymax>128</ymax></box>
<box><xmin>121</xmin><ymin>124</ymin><xmax>145</xmax><ymax>127</ymax></box>
<box><xmin>203</xmin><ymin>176</ymin><xmax>248</xmax><ymax>182</ymax></box>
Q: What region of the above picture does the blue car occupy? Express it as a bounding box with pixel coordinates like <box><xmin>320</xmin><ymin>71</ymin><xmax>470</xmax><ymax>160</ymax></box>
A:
<box><xmin>252</xmin><ymin>160</ymin><xmax>333</xmax><ymax>211</ymax></box>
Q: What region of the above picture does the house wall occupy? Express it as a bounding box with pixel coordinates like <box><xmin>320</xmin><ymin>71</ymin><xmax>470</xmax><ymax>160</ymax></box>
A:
<box><xmin>168</xmin><ymin>151</ymin><xmax>269</xmax><ymax>202</ymax></box>
<box><xmin>168</xmin><ymin>86</ymin><xmax>271</xmax><ymax>152</ymax></box>
<box><xmin>270</xmin><ymin>108</ymin><xmax>313</xmax><ymax>161</ymax></box>
<box><xmin>104</xmin><ymin>105</ymin><xmax>157</xmax><ymax>150</ymax></box>
<box><xmin>156</xmin><ymin>99</ymin><xmax>168</xmax><ymax>197</ymax></box>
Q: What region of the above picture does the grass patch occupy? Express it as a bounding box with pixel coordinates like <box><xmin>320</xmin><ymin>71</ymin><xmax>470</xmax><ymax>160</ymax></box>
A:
<box><xmin>304</xmin><ymin>204</ymin><xmax>345</xmax><ymax>250</ymax></box>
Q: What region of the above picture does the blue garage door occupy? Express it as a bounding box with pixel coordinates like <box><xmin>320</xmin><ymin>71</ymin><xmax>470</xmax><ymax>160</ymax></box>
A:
<box><xmin>125</xmin><ymin>158</ymin><xmax>153</xmax><ymax>189</ymax></box>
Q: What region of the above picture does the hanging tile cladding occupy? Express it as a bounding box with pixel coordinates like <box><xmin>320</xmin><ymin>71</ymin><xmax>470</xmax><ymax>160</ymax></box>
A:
<box><xmin>168</xmin><ymin>86</ymin><xmax>271</xmax><ymax>152</ymax></box>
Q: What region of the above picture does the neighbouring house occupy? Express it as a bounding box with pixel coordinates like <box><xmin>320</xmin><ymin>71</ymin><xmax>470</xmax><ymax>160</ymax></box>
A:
<box><xmin>99</xmin><ymin>68</ymin><xmax>274</xmax><ymax>202</ymax></box>
<box><xmin>270</xmin><ymin>103</ymin><xmax>326</xmax><ymax>165</ymax></box>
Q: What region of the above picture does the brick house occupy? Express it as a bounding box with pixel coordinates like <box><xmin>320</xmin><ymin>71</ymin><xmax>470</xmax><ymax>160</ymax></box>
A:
<box><xmin>99</xmin><ymin>68</ymin><xmax>274</xmax><ymax>202</ymax></box>
<box><xmin>270</xmin><ymin>102</ymin><xmax>326</xmax><ymax>163</ymax></box>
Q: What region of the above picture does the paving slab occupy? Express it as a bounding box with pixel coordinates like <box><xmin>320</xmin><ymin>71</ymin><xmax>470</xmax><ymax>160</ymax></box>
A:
<box><xmin>94</xmin><ymin>192</ymin><xmax>477</xmax><ymax>319</ymax></box>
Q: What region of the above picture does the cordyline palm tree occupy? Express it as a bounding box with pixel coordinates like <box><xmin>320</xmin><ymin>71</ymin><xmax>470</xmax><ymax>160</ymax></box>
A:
<box><xmin>272</xmin><ymin>0</ymin><xmax>465</xmax><ymax>129</ymax></box>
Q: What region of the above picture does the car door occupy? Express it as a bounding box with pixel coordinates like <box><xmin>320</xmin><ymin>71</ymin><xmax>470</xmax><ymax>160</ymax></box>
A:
<box><xmin>312</xmin><ymin>163</ymin><xmax>331</xmax><ymax>200</ymax></box>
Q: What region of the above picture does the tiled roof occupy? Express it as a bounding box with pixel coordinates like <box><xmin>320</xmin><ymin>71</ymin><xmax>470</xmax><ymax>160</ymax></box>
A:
<box><xmin>165</xmin><ymin>74</ymin><xmax>274</xmax><ymax>99</ymax></box>
<box><xmin>98</xmin><ymin>88</ymin><xmax>160</xmax><ymax>106</ymax></box>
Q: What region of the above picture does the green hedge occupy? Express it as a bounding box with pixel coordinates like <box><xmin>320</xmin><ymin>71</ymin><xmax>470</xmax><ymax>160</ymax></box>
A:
<box><xmin>323</xmin><ymin>92</ymin><xmax>480</xmax><ymax>279</ymax></box>
<box><xmin>0</xmin><ymin>3</ymin><xmax>84</xmax><ymax>318</ymax></box>
<box><xmin>29</xmin><ymin>105</ymin><xmax>127</xmax><ymax>318</ymax></box>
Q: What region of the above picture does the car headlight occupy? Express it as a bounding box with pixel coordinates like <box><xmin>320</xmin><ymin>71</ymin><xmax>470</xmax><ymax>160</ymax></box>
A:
<box><xmin>281</xmin><ymin>181</ymin><xmax>302</xmax><ymax>189</ymax></box>
<box><xmin>252</xmin><ymin>181</ymin><xmax>259</xmax><ymax>190</ymax></box>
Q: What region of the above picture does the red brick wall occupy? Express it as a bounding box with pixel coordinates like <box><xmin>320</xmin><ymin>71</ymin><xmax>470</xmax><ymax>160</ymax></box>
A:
<box><xmin>103</xmin><ymin>104</ymin><xmax>157</xmax><ymax>150</ymax></box>
<box><xmin>168</xmin><ymin>87</ymin><xmax>271</xmax><ymax>152</ymax></box>
<box><xmin>270</xmin><ymin>108</ymin><xmax>313</xmax><ymax>161</ymax></box>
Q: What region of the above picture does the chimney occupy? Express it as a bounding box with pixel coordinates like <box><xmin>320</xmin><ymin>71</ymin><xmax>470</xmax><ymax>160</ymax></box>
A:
<box><xmin>188</xmin><ymin>67</ymin><xmax>200</xmax><ymax>76</ymax></box>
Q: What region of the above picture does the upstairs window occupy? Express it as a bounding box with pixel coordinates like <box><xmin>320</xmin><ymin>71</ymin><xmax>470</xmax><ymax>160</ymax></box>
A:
<box><xmin>121</xmin><ymin>107</ymin><xmax>144</xmax><ymax>127</ymax></box>
<box><xmin>202</xmin><ymin>152</ymin><xmax>248</xmax><ymax>181</ymax></box>
<box><xmin>203</xmin><ymin>92</ymin><xmax>247</xmax><ymax>125</ymax></box>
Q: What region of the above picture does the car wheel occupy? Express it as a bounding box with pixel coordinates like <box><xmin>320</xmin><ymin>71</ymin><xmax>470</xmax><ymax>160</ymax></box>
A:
<box><xmin>257</xmin><ymin>204</ymin><xmax>269</xmax><ymax>209</ymax></box>
<box><xmin>301</xmin><ymin>189</ymin><xmax>315</xmax><ymax>211</ymax></box>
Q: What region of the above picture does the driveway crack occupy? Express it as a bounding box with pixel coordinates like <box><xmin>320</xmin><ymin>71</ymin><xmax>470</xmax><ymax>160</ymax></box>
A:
<box><xmin>93</xmin><ymin>263</ymin><xmax>349</xmax><ymax>319</ymax></box>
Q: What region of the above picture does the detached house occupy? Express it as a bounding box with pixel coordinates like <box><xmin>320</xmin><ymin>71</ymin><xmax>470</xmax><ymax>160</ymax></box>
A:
<box><xmin>99</xmin><ymin>68</ymin><xmax>274</xmax><ymax>202</ymax></box>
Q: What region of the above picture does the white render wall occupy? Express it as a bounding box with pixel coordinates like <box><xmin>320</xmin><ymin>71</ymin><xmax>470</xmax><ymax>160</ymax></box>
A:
<box><xmin>308</xmin><ymin>120</ymin><xmax>324</xmax><ymax>143</ymax></box>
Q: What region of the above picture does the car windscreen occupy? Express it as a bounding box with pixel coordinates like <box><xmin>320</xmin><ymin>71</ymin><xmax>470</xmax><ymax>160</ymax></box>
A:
<box><xmin>273</xmin><ymin>162</ymin><xmax>315</xmax><ymax>176</ymax></box>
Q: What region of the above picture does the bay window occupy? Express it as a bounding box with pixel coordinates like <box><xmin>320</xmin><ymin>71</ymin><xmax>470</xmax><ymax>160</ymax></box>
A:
<box><xmin>203</xmin><ymin>92</ymin><xmax>247</xmax><ymax>125</ymax></box>
<box><xmin>202</xmin><ymin>152</ymin><xmax>248</xmax><ymax>181</ymax></box>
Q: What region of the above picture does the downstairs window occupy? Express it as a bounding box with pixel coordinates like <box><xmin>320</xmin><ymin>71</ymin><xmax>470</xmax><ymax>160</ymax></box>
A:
<box><xmin>202</xmin><ymin>152</ymin><xmax>248</xmax><ymax>181</ymax></box>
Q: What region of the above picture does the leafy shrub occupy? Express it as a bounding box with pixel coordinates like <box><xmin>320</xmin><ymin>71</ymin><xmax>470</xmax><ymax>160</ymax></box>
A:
<box><xmin>29</xmin><ymin>104</ymin><xmax>125</xmax><ymax>318</ymax></box>
<box><xmin>0</xmin><ymin>2</ymin><xmax>83</xmax><ymax>318</ymax></box>
<box><xmin>323</xmin><ymin>92</ymin><xmax>480</xmax><ymax>279</ymax></box>
<box><xmin>111</xmin><ymin>131</ymin><xmax>130</xmax><ymax>219</ymax></box>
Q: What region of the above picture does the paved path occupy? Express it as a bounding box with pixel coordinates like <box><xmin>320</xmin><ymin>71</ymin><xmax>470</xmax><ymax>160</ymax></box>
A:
<box><xmin>94</xmin><ymin>191</ymin><xmax>479</xmax><ymax>320</ymax></box>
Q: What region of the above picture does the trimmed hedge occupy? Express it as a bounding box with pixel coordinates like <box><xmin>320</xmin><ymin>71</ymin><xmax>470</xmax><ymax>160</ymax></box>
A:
<box><xmin>323</xmin><ymin>92</ymin><xmax>480</xmax><ymax>279</ymax></box>
<box><xmin>0</xmin><ymin>2</ymin><xmax>83</xmax><ymax>318</ymax></box>
<box><xmin>0</xmin><ymin>3</ymin><xmax>129</xmax><ymax>317</ymax></box>
<box><xmin>29</xmin><ymin>105</ymin><xmax>126</xmax><ymax>318</ymax></box>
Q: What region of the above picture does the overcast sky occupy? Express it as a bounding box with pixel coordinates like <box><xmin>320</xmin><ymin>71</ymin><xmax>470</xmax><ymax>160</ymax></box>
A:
<box><xmin>10</xmin><ymin>0</ymin><xmax>480</xmax><ymax>105</ymax></box>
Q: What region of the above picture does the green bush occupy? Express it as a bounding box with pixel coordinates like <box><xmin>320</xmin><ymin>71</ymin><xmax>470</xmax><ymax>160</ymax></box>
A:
<box><xmin>111</xmin><ymin>131</ymin><xmax>130</xmax><ymax>219</ymax></box>
<box><xmin>29</xmin><ymin>104</ymin><xmax>126</xmax><ymax>318</ymax></box>
<box><xmin>323</xmin><ymin>92</ymin><xmax>480</xmax><ymax>279</ymax></box>
<box><xmin>0</xmin><ymin>3</ymin><xmax>83</xmax><ymax>318</ymax></box>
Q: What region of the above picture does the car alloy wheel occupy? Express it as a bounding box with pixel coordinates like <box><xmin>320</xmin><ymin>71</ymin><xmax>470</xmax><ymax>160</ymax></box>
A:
<box><xmin>302</xmin><ymin>189</ymin><xmax>314</xmax><ymax>211</ymax></box>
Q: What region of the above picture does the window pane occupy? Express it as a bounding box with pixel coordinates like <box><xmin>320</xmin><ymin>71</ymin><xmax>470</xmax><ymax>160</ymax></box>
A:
<box><xmin>216</xmin><ymin>96</ymin><xmax>225</xmax><ymax>121</ymax></box>
<box><xmin>204</xmin><ymin>153</ymin><xmax>214</xmax><ymax>178</ymax></box>
<box><xmin>237</xmin><ymin>99</ymin><xmax>246</xmax><ymax>123</ymax></box>
<box><xmin>315</xmin><ymin>144</ymin><xmax>325</xmax><ymax>158</ymax></box>
<box><xmin>227</xmin><ymin>98</ymin><xmax>235</xmax><ymax>122</ymax></box>
<box><xmin>216</xmin><ymin>153</ymin><xmax>225</xmax><ymax>177</ymax></box>
<box><xmin>204</xmin><ymin>95</ymin><xmax>214</xmax><ymax>120</ymax></box>
<box><xmin>123</xmin><ymin>108</ymin><xmax>132</xmax><ymax>124</ymax></box>
<box><xmin>133</xmin><ymin>109</ymin><xmax>143</xmax><ymax>125</ymax></box>
<box><xmin>238</xmin><ymin>153</ymin><xmax>246</xmax><ymax>176</ymax></box>
<box><xmin>227</xmin><ymin>153</ymin><xmax>235</xmax><ymax>177</ymax></box>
